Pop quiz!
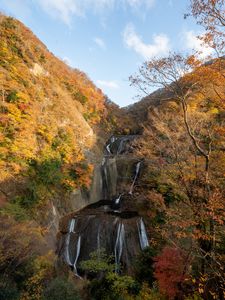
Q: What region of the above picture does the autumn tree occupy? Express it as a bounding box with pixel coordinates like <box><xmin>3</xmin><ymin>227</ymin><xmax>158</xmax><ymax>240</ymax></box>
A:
<box><xmin>130</xmin><ymin>53</ymin><xmax>223</xmax><ymax>192</ymax></box>
<box><xmin>154</xmin><ymin>247</ymin><xmax>191</xmax><ymax>299</ymax></box>
<box><xmin>130</xmin><ymin>53</ymin><xmax>225</xmax><ymax>295</ymax></box>
<box><xmin>186</xmin><ymin>0</ymin><xmax>225</xmax><ymax>54</ymax></box>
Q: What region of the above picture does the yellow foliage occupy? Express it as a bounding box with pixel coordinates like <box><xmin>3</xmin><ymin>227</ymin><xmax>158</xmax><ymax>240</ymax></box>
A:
<box><xmin>20</xmin><ymin>251</ymin><xmax>55</xmax><ymax>300</ymax></box>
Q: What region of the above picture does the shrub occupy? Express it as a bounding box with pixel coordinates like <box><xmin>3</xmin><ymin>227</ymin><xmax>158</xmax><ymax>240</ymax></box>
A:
<box><xmin>7</xmin><ymin>90</ymin><xmax>19</xmax><ymax>103</ymax></box>
<box><xmin>80</xmin><ymin>248</ymin><xmax>114</xmax><ymax>275</ymax></box>
<box><xmin>134</xmin><ymin>247</ymin><xmax>156</xmax><ymax>286</ymax></box>
<box><xmin>73</xmin><ymin>91</ymin><xmax>88</xmax><ymax>105</ymax></box>
<box><xmin>0</xmin><ymin>200</ymin><xmax>29</xmax><ymax>221</ymax></box>
<box><xmin>42</xmin><ymin>277</ymin><xmax>80</xmax><ymax>300</ymax></box>
<box><xmin>29</xmin><ymin>158</ymin><xmax>62</xmax><ymax>186</ymax></box>
<box><xmin>89</xmin><ymin>273</ymin><xmax>139</xmax><ymax>300</ymax></box>
<box><xmin>0</xmin><ymin>277</ymin><xmax>20</xmax><ymax>300</ymax></box>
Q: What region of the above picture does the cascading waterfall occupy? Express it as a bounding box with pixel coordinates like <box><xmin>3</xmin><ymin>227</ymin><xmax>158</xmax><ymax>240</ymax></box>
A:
<box><xmin>137</xmin><ymin>218</ymin><xmax>149</xmax><ymax>250</ymax></box>
<box><xmin>59</xmin><ymin>134</ymin><xmax>150</xmax><ymax>276</ymax></box>
<box><xmin>114</xmin><ymin>223</ymin><xmax>125</xmax><ymax>273</ymax></box>
<box><xmin>129</xmin><ymin>161</ymin><xmax>141</xmax><ymax>195</ymax></box>
<box><xmin>74</xmin><ymin>235</ymin><xmax>81</xmax><ymax>277</ymax></box>
<box><xmin>64</xmin><ymin>218</ymin><xmax>76</xmax><ymax>266</ymax></box>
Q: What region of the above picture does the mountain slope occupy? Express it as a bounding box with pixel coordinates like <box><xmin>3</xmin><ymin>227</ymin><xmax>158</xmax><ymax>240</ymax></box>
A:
<box><xmin>0</xmin><ymin>14</ymin><xmax>108</xmax><ymax>221</ymax></box>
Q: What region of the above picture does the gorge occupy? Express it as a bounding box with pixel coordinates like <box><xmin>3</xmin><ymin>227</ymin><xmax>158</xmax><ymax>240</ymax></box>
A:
<box><xmin>0</xmin><ymin>12</ymin><xmax>224</xmax><ymax>300</ymax></box>
<box><xmin>57</xmin><ymin>135</ymin><xmax>149</xmax><ymax>276</ymax></box>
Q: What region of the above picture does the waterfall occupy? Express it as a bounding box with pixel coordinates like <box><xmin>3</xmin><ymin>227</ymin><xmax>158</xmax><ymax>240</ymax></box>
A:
<box><xmin>101</xmin><ymin>157</ymin><xmax>106</xmax><ymax>166</ymax></box>
<box><xmin>69</xmin><ymin>218</ymin><xmax>76</xmax><ymax>233</ymax></box>
<box><xmin>106</xmin><ymin>144</ymin><xmax>112</xmax><ymax>155</ymax></box>
<box><xmin>101</xmin><ymin>157</ymin><xmax>108</xmax><ymax>199</ymax></box>
<box><xmin>114</xmin><ymin>223</ymin><xmax>125</xmax><ymax>273</ymax></box>
<box><xmin>64</xmin><ymin>218</ymin><xmax>76</xmax><ymax>266</ymax></box>
<box><xmin>73</xmin><ymin>235</ymin><xmax>81</xmax><ymax>277</ymax></box>
<box><xmin>117</xmin><ymin>137</ymin><xmax>128</xmax><ymax>155</ymax></box>
<box><xmin>115</xmin><ymin>194</ymin><xmax>122</xmax><ymax>205</ymax></box>
<box><xmin>129</xmin><ymin>161</ymin><xmax>141</xmax><ymax>195</ymax></box>
<box><xmin>111</xmin><ymin>136</ymin><xmax>117</xmax><ymax>143</ymax></box>
<box><xmin>137</xmin><ymin>218</ymin><xmax>149</xmax><ymax>250</ymax></box>
<box><xmin>59</xmin><ymin>134</ymin><xmax>151</xmax><ymax>276</ymax></box>
<box><xmin>106</xmin><ymin>136</ymin><xmax>118</xmax><ymax>155</ymax></box>
<box><xmin>52</xmin><ymin>204</ymin><xmax>57</xmax><ymax>216</ymax></box>
<box><xmin>97</xmin><ymin>225</ymin><xmax>101</xmax><ymax>259</ymax></box>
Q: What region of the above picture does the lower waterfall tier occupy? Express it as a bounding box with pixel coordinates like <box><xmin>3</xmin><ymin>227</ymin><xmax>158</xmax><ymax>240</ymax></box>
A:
<box><xmin>57</xmin><ymin>199</ymin><xmax>149</xmax><ymax>276</ymax></box>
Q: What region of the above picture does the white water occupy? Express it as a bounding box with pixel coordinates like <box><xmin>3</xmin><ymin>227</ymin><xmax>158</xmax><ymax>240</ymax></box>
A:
<box><xmin>106</xmin><ymin>136</ymin><xmax>118</xmax><ymax>155</ymax></box>
<box><xmin>114</xmin><ymin>223</ymin><xmax>125</xmax><ymax>273</ymax></box>
<box><xmin>115</xmin><ymin>194</ymin><xmax>122</xmax><ymax>205</ymax></box>
<box><xmin>52</xmin><ymin>204</ymin><xmax>57</xmax><ymax>216</ymax></box>
<box><xmin>129</xmin><ymin>162</ymin><xmax>141</xmax><ymax>195</ymax></box>
<box><xmin>137</xmin><ymin>218</ymin><xmax>149</xmax><ymax>250</ymax></box>
<box><xmin>106</xmin><ymin>144</ymin><xmax>112</xmax><ymax>154</ymax></box>
<box><xmin>69</xmin><ymin>218</ymin><xmax>76</xmax><ymax>233</ymax></box>
<box><xmin>111</xmin><ymin>136</ymin><xmax>117</xmax><ymax>143</ymax></box>
<box><xmin>64</xmin><ymin>218</ymin><xmax>76</xmax><ymax>266</ymax></box>
<box><xmin>74</xmin><ymin>235</ymin><xmax>81</xmax><ymax>277</ymax></box>
<box><xmin>101</xmin><ymin>157</ymin><xmax>106</xmax><ymax>166</ymax></box>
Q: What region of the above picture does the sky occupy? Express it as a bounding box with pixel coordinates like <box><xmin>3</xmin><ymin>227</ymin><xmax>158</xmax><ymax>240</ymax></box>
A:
<box><xmin>0</xmin><ymin>0</ymin><xmax>212</xmax><ymax>107</ymax></box>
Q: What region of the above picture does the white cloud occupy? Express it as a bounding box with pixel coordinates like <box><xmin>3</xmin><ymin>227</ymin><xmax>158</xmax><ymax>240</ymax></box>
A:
<box><xmin>126</xmin><ymin>0</ymin><xmax>155</xmax><ymax>9</ymax></box>
<box><xmin>123</xmin><ymin>24</ymin><xmax>171</xmax><ymax>60</ymax></box>
<box><xmin>97</xmin><ymin>80</ymin><xmax>120</xmax><ymax>89</ymax></box>
<box><xmin>35</xmin><ymin>0</ymin><xmax>156</xmax><ymax>24</ymax></box>
<box><xmin>94</xmin><ymin>37</ymin><xmax>106</xmax><ymax>49</ymax></box>
<box><xmin>37</xmin><ymin>0</ymin><xmax>81</xmax><ymax>25</ymax></box>
<box><xmin>183</xmin><ymin>31</ymin><xmax>213</xmax><ymax>59</ymax></box>
<box><xmin>1</xmin><ymin>0</ymin><xmax>32</xmax><ymax>20</ymax></box>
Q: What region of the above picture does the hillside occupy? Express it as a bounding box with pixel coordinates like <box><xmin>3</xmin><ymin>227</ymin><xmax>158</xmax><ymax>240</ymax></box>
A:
<box><xmin>0</xmin><ymin>14</ymin><xmax>111</xmax><ymax>220</ymax></box>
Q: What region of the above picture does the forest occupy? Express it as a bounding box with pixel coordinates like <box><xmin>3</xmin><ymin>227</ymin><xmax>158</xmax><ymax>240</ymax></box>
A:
<box><xmin>0</xmin><ymin>1</ymin><xmax>225</xmax><ymax>300</ymax></box>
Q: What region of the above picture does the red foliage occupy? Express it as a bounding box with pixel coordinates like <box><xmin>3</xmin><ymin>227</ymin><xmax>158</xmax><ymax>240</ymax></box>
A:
<box><xmin>154</xmin><ymin>247</ymin><xmax>189</xmax><ymax>299</ymax></box>
<box><xmin>17</xmin><ymin>103</ymin><xmax>29</xmax><ymax>111</ymax></box>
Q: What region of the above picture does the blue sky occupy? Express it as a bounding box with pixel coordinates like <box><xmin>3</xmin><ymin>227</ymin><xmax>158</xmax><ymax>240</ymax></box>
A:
<box><xmin>0</xmin><ymin>0</ymin><xmax>212</xmax><ymax>107</ymax></box>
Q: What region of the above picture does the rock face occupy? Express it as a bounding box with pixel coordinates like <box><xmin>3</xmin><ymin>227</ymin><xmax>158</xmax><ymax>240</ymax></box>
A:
<box><xmin>57</xmin><ymin>135</ymin><xmax>149</xmax><ymax>275</ymax></box>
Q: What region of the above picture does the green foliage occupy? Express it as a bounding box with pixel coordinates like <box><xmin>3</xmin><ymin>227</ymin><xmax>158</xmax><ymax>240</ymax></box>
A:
<box><xmin>81</xmin><ymin>249</ymin><xmax>139</xmax><ymax>300</ymax></box>
<box><xmin>136</xmin><ymin>283</ymin><xmax>166</xmax><ymax>300</ymax></box>
<box><xmin>156</xmin><ymin>183</ymin><xmax>183</xmax><ymax>205</ymax></box>
<box><xmin>89</xmin><ymin>272</ymin><xmax>139</xmax><ymax>300</ymax></box>
<box><xmin>134</xmin><ymin>247</ymin><xmax>156</xmax><ymax>286</ymax></box>
<box><xmin>0</xmin><ymin>277</ymin><xmax>20</xmax><ymax>300</ymax></box>
<box><xmin>6</xmin><ymin>90</ymin><xmax>19</xmax><ymax>103</ymax></box>
<box><xmin>0</xmin><ymin>201</ymin><xmax>30</xmax><ymax>221</ymax></box>
<box><xmin>42</xmin><ymin>277</ymin><xmax>80</xmax><ymax>300</ymax></box>
<box><xmin>80</xmin><ymin>248</ymin><xmax>114</xmax><ymax>274</ymax></box>
<box><xmin>106</xmin><ymin>272</ymin><xmax>139</xmax><ymax>296</ymax></box>
<box><xmin>1</xmin><ymin>17</ymin><xmax>17</xmax><ymax>30</ymax></box>
<box><xmin>28</xmin><ymin>158</ymin><xmax>62</xmax><ymax>186</ymax></box>
<box><xmin>73</xmin><ymin>91</ymin><xmax>88</xmax><ymax>104</ymax></box>
<box><xmin>83</xmin><ymin>110</ymin><xmax>98</xmax><ymax>121</ymax></box>
<box><xmin>184</xmin><ymin>293</ymin><xmax>203</xmax><ymax>300</ymax></box>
